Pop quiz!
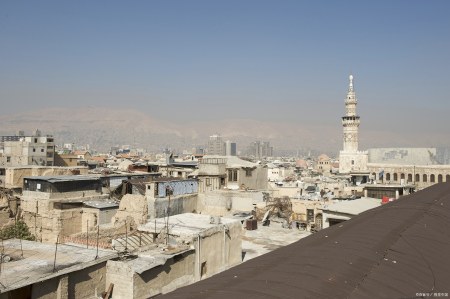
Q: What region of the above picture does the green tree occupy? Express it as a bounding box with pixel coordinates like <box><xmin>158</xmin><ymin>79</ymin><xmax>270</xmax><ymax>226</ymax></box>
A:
<box><xmin>0</xmin><ymin>221</ymin><xmax>35</xmax><ymax>241</ymax></box>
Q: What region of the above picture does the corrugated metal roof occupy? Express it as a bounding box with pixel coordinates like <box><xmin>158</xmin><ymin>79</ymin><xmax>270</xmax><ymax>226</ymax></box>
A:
<box><xmin>24</xmin><ymin>175</ymin><xmax>100</xmax><ymax>183</ymax></box>
<box><xmin>83</xmin><ymin>200</ymin><xmax>119</xmax><ymax>209</ymax></box>
<box><xmin>159</xmin><ymin>182</ymin><xmax>450</xmax><ymax>299</ymax></box>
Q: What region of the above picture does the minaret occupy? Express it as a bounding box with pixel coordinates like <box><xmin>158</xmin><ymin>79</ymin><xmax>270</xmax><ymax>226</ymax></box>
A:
<box><xmin>342</xmin><ymin>75</ymin><xmax>360</xmax><ymax>152</ymax></box>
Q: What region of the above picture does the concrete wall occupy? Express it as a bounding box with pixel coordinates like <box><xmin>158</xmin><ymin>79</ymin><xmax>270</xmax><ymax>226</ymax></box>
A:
<box><xmin>69</xmin><ymin>261</ymin><xmax>107</xmax><ymax>299</ymax></box>
<box><xmin>134</xmin><ymin>252</ymin><xmax>195</xmax><ymax>298</ymax></box>
<box><xmin>22</xmin><ymin>189</ymin><xmax>102</xmax><ymax>200</ymax></box>
<box><xmin>230</xmin><ymin>167</ymin><xmax>267</xmax><ymax>190</ymax></box>
<box><xmin>105</xmin><ymin>252</ymin><xmax>196</xmax><ymax>299</ymax></box>
<box><xmin>339</xmin><ymin>150</ymin><xmax>368</xmax><ymax>173</ymax></box>
<box><xmin>198</xmin><ymin>176</ymin><xmax>222</xmax><ymax>193</ymax></box>
<box><xmin>21</xmin><ymin>197</ymin><xmax>85</xmax><ymax>242</ymax></box>
<box><xmin>195</xmin><ymin>221</ymin><xmax>242</xmax><ymax>280</ymax></box>
<box><xmin>147</xmin><ymin>194</ymin><xmax>197</xmax><ymax>219</ymax></box>
<box><xmin>114</xmin><ymin>194</ymin><xmax>148</xmax><ymax>226</ymax></box>
<box><xmin>1</xmin><ymin>262</ymin><xmax>107</xmax><ymax>299</ymax></box>
<box><xmin>197</xmin><ymin>190</ymin><xmax>264</xmax><ymax>216</ymax></box>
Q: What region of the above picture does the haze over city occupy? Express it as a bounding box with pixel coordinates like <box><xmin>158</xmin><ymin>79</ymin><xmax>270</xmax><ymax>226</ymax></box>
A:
<box><xmin>1</xmin><ymin>1</ymin><xmax>449</xmax><ymax>152</ymax></box>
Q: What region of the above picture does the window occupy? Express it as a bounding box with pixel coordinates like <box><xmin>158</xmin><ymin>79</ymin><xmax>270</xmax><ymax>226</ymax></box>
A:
<box><xmin>201</xmin><ymin>261</ymin><xmax>207</xmax><ymax>278</ymax></box>
<box><xmin>430</xmin><ymin>174</ymin><xmax>435</xmax><ymax>183</ymax></box>
<box><xmin>423</xmin><ymin>174</ymin><xmax>427</xmax><ymax>182</ymax></box>
<box><xmin>34</xmin><ymin>138</ymin><xmax>38</xmax><ymax>143</ymax></box>
<box><xmin>438</xmin><ymin>174</ymin><xmax>443</xmax><ymax>183</ymax></box>
<box><xmin>41</xmin><ymin>149</ymin><xmax>44</xmax><ymax>152</ymax></box>
<box><xmin>245</xmin><ymin>169</ymin><xmax>252</xmax><ymax>177</ymax></box>
<box><xmin>228</xmin><ymin>169</ymin><xmax>238</xmax><ymax>182</ymax></box>
<box><xmin>351</xmin><ymin>160</ymin><xmax>354</xmax><ymax>165</ymax></box>
<box><xmin>33</xmin><ymin>148</ymin><xmax>36</xmax><ymax>152</ymax></box>
<box><xmin>6</xmin><ymin>156</ymin><xmax>10</xmax><ymax>163</ymax></box>
<box><xmin>393</xmin><ymin>173</ymin><xmax>398</xmax><ymax>181</ymax></box>
<box><xmin>386</xmin><ymin>173</ymin><xmax>391</xmax><ymax>181</ymax></box>
<box><xmin>407</xmin><ymin>174</ymin><xmax>412</xmax><ymax>182</ymax></box>
<box><xmin>400</xmin><ymin>173</ymin><xmax>405</xmax><ymax>180</ymax></box>
<box><xmin>446</xmin><ymin>175</ymin><xmax>450</xmax><ymax>182</ymax></box>
<box><xmin>415</xmin><ymin>174</ymin><xmax>420</xmax><ymax>182</ymax></box>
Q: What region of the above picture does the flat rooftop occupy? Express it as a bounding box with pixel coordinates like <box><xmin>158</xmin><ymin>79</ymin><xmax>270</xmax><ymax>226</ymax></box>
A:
<box><xmin>0</xmin><ymin>239</ymin><xmax>116</xmax><ymax>293</ymax></box>
<box><xmin>139</xmin><ymin>213</ymin><xmax>240</xmax><ymax>239</ymax></box>
<box><xmin>322</xmin><ymin>197</ymin><xmax>382</xmax><ymax>215</ymax></box>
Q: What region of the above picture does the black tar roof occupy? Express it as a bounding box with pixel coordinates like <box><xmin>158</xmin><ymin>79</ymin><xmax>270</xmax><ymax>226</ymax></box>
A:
<box><xmin>23</xmin><ymin>175</ymin><xmax>100</xmax><ymax>183</ymax></box>
<box><xmin>160</xmin><ymin>182</ymin><xmax>450</xmax><ymax>299</ymax></box>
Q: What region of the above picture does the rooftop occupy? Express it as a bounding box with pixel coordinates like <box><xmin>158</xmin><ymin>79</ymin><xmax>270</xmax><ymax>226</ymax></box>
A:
<box><xmin>322</xmin><ymin>197</ymin><xmax>382</xmax><ymax>215</ymax></box>
<box><xmin>139</xmin><ymin>213</ymin><xmax>239</xmax><ymax>240</ymax></box>
<box><xmin>83</xmin><ymin>200</ymin><xmax>119</xmax><ymax>209</ymax></box>
<box><xmin>0</xmin><ymin>239</ymin><xmax>116</xmax><ymax>293</ymax></box>
<box><xmin>23</xmin><ymin>175</ymin><xmax>101</xmax><ymax>183</ymax></box>
<box><xmin>159</xmin><ymin>182</ymin><xmax>450</xmax><ymax>299</ymax></box>
<box><xmin>203</xmin><ymin>155</ymin><xmax>259</xmax><ymax>168</ymax></box>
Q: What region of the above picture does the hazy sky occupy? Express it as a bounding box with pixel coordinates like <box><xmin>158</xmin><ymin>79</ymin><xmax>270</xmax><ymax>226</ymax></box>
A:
<box><xmin>1</xmin><ymin>1</ymin><xmax>449</xmax><ymax>147</ymax></box>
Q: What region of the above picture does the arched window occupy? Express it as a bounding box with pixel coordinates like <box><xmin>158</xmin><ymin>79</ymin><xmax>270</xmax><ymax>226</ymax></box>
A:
<box><xmin>372</xmin><ymin>172</ymin><xmax>377</xmax><ymax>180</ymax></box>
<box><xmin>430</xmin><ymin>174</ymin><xmax>435</xmax><ymax>183</ymax></box>
<box><xmin>423</xmin><ymin>174</ymin><xmax>428</xmax><ymax>182</ymax></box>
<box><xmin>438</xmin><ymin>174</ymin><xmax>443</xmax><ymax>183</ymax></box>
<box><xmin>386</xmin><ymin>173</ymin><xmax>391</xmax><ymax>181</ymax></box>
<box><xmin>446</xmin><ymin>174</ymin><xmax>450</xmax><ymax>182</ymax></box>
<box><xmin>407</xmin><ymin>174</ymin><xmax>412</xmax><ymax>182</ymax></box>
<box><xmin>415</xmin><ymin>174</ymin><xmax>420</xmax><ymax>182</ymax></box>
<box><xmin>401</xmin><ymin>173</ymin><xmax>405</xmax><ymax>180</ymax></box>
<box><xmin>394</xmin><ymin>173</ymin><xmax>398</xmax><ymax>181</ymax></box>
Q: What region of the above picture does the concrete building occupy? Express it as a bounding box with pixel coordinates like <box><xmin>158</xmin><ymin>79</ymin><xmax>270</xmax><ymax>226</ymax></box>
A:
<box><xmin>0</xmin><ymin>130</ymin><xmax>55</xmax><ymax>167</ymax></box>
<box><xmin>0</xmin><ymin>166</ymin><xmax>88</xmax><ymax>190</ymax></box>
<box><xmin>338</xmin><ymin>75</ymin><xmax>368</xmax><ymax>174</ymax></box>
<box><xmin>53</xmin><ymin>152</ymin><xmax>80</xmax><ymax>167</ymax></box>
<box><xmin>145</xmin><ymin>178</ymin><xmax>199</xmax><ymax>219</ymax></box>
<box><xmin>248</xmin><ymin>141</ymin><xmax>273</xmax><ymax>159</ymax></box>
<box><xmin>321</xmin><ymin>197</ymin><xmax>382</xmax><ymax>228</ymax></box>
<box><xmin>20</xmin><ymin>175</ymin><xmax>109</xmax><ymax>242</ymax></box>
<box><xmin>367</xmin><ymin>163</ymin><xmax>450</xmax><ymax>190</ymax></box>
<box><xmin>103</xmin><ymin>213</ymin><xmax>243</xmax><ymax>299</ymax></box>
<box><xmin>363</xmin><ymin>183</ymin><xmax>415</xmax><ymax>200</ymax></box>
<box><xmin>225</xmin><ymin>140</ymin><xmax>237</xmax><ymax>156</ymax></box>
<box><xmin>193</xmin><ymin>157</ymin><xmax>227</xmax><ymax>193</ymax></box>
<box><xmin>207</xmin><ymin>134</ymin><xmax>226</xmax><ymax>156</ymax></box>
<box><xmin>0</xmin><ymin>239</ymin><xmax>116</xmax><ymax>299</ymax></box>
<box><xmin>315</xmin><ymin>154</ymin><xmax>332</xmax><ymax>175</ymax></box>
<box><xmin>190</xmin><ymin>155</ymin><xmax>268</xmax><ymax>192</ymax></box>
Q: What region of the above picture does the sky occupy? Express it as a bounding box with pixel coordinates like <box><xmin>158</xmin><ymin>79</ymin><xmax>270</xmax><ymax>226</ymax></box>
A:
<box><xmin>0</xmin><ymin>1</ymin><xmax>449</xmax><ymax>148</ymax></box>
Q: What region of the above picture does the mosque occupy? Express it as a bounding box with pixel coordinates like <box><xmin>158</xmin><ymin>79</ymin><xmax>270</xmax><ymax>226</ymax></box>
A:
<box><xmin>338</xmin><ymin>75</ymin><xmax>450</xmax><ymax>190</ymax></box>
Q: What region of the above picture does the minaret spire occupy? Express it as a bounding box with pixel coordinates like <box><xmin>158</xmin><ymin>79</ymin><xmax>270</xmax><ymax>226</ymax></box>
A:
<box><xmin>348</xmin><ymin>74</ymin><xmax>354</xmax><ymax>92</ymax></box>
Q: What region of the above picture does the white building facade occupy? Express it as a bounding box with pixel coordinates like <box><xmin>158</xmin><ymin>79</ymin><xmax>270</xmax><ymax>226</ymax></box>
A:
<box><xmin>0</xmin><ymin>131</ymin><xmax>55</xmax><ymax>167</ymax></box>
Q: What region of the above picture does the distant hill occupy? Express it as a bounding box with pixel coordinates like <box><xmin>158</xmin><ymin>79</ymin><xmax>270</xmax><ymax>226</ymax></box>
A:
<box><xmin>0</xmin><ymin>107</ymin><xmax>342</xmax><ymax>155</ymax></box>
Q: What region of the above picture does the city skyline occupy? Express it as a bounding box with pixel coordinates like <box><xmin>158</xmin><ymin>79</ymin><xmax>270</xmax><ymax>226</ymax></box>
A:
<box><xmin>1</xmin><ymin>1</ymin><xmax>450</xmax><ymax>150</ymax></box>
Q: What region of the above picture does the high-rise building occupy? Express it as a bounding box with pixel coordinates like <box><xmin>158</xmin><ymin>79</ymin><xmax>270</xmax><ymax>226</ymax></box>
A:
<box><xmin>225</xmin><ymin>140</ymin><xmax>237</xmax><ymax>156</ymax></box>
<box><xmin>339</xmin><ymin>75</ymin><xmax>368</xmax><ymax>173</ymax></box>
<box><xmin>207</xmin><ymin>135</ymin><xmax>226</xmax><ymax>155</ymax></box>
<box><xmin>248</xmin><ymin>141</ymin><xmax>273</xmax><ymax>159</ymax></box>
